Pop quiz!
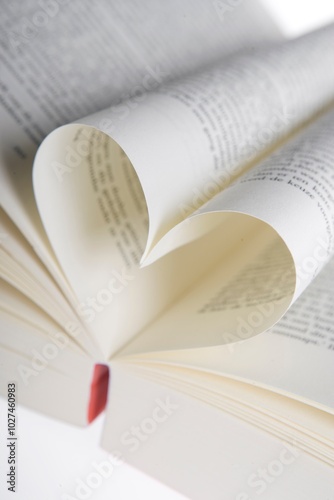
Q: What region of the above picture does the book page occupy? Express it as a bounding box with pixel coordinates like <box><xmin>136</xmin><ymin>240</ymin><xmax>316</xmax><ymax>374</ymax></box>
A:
<box><xmin>32</xmin><ymin>25</ymin><xmax>334</xmax><ymax>356</ymax></box>
<box><xmin>130</xmin><ymin>363</ymin><xmax>334</xmax><ymax>464</ymax></box>
<box><xmin>0</xmin><ymin>0</ymin><xmax>280</xmax><ymax>287</ymax></box>
<box><xmin>0</xmin><ymin>329</ymin><xmax>94</xmax><ymax>427</ymax></box>
<box><xmin>0</xmin><ymin>208</ymin><xmax>100</xmax><ymax>354</ymax></box>
<box><xmin>102</xmin><ymin>107</ymin><xmax>334</xmax><ymax>354</ymax></box>
<box><xmin>193</xmin><ymin>106</ymin><xmax>334</xmax><ymax>301</ymax></box>
<box><xmin>101</xmin><ymin>363</ymin><xmax>334</xmax><ymax>500</ymax></box>
<box><xmin>120</xmin><ymin>256</ymin><xmax>334</xmax><ymax>411</ymax></box>
<box><xmin>71</xmin><ymin>23</ymin><xmax>334</xmax><ymax>265</ymax></box>
<box><xmin>33</xmin><ymin>134</ymin><xmax>266</xmax><ymax>356</ymax></box>
<box><xmin>0</xmin><ymin>279</ymin><xmax>87</xmax><ymax>369</ymax></box>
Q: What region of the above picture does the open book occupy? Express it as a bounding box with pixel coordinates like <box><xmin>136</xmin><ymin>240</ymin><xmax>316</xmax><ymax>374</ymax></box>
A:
<box><xmin>1</xmin><ymin>1</ymin><xmax>334</xmax><ymax>497</ymax></box>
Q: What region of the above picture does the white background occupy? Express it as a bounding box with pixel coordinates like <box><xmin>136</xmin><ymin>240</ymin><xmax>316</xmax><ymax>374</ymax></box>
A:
<box><xmin>1</xmin><ymin>1</ymin><xmax>334</xmax><ymax>499</ymax></box>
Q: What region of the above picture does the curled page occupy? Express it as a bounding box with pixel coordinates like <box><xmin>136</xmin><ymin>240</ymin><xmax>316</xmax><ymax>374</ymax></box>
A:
<box><xmin>0</xmin><ymin>0</ymin><xmax>283</xmax><ymax>356</ymax></box>
<box><xmin>33</xmin><ymin>24</ymin><xmax>334</xmax><ymax>354</ymax></box>
<box><xmin>0</xmin><ymin>0</ymin><xmax>281</xmax><ymax>285</ymax></box>
<box><xmin>117</xmin><ymin>109</ymin><xmax>334</xmax><ymax>353</ymax></box>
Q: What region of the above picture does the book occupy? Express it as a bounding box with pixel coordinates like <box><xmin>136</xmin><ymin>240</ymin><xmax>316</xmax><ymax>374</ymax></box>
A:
<box><xmin>1</xmin><ymin>1</ymin><xmax>334</xmax><ymax>498</ymax></box>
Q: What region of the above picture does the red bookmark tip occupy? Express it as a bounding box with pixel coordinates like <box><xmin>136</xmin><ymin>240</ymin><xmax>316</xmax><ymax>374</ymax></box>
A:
<box><xmin>88</xmin><ymin>364</ymin><xmax>110</xmax><ymax>423</ymax></box>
